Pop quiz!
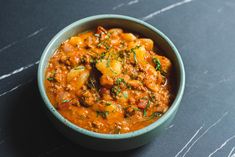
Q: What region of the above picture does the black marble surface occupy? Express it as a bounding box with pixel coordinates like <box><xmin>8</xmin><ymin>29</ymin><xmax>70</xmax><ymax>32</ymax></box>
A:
<box><xmin>1</xmin><ymin>0</ymin><xmax>235</xmax><ymax>156</ymax></box>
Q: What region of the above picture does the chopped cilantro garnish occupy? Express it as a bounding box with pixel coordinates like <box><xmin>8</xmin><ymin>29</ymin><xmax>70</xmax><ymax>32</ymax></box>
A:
<box><xmin>47</xmin><ymin>71</ymin><xmax>56</xmax><ymax>81</ymax></box>
<box><xmin>62</xmin><ymin>99</ymin><xmax>70</xmax><ymax>103</ymax></box>
<box><xmin>111</xmin><ymin>86</ymin><xmax>121</xmax><ymax>96</ymax></box>
<box><xmin>74</xmin><ymin>66</ymin><xmax>85</xmax><ymax>70</ymax></box>
<box><xmin>100</xmin><ymin>52</ymin><xmax>106</xmax><ymax>59</ymax></box>
<box><xmin>148</xmin><ymin>112</ymin><xmax>163</xmax><ymax>120</ymax></box>
<box><xmin>106</xmin><ymin>58</ymin><xmax>111</xmax><ymax>67</ymax></box>
<box><xmin>152</xmin><ymin>58</ymin><xmax>161</xmax><ymax>71</ymax></box>
<box><xmin>115</xmin><ymin>78</ymin><xmax>125</xmax><ymax>85</ymax></box>
<box><xmin>105</xmin><ymin>102</ymin><xmax>112</xmax><ymax>106</ymax></box>
<box><xmin>47</xmin><ymin>77</ymin><xmax>54</xmax><ymax>81</ymax></box>
<box><xmin>130</xmin><ymin>45</ymin><xmax>141</xmax><ymax>64</ymax></box>
<box><xmin>96</xmin><ymin>111</ymin><xmax>109</xmax><ymax>118</ymax></box>
<box><xmin>143</xmin><ymin>100</ymin><xmax>151</xmax><ymax>117</ymax></box>
<box><xmin>133</xmin><ymin>108</ymin><xmax>140</xmax><ymax>111</ymax></box>
<box><xmin>152</xmin><ymin>58</ymin><xmax>167</xmax><ymax>76</ymax></box>
<box><xmin>123</xmin><ymin>91</ymin><xmax>128</xmax><ymax>99</ymax></box>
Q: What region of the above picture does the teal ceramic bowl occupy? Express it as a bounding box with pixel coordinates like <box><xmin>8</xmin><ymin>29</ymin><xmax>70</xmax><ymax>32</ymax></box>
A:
<box><xmin>37</xmin><ymin>14</ymin><xmax>185</xmax><ymax>151</ymax></box>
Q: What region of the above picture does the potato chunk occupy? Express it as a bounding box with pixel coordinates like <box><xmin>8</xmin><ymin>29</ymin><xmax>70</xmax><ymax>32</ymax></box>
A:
<box><xmin>135</xmin><ymin>46</ymin><xmax>147</xmax><ymax>63</ymax></box>
<box><xmin>67</xmin><ymin>66</ymin><xmax>90</xmax><ymax>90</ymax></box>
<box><xmin>108</xmin><ymin>28</ymin><xmax>123</xmax><ymax>37</ymax></box>
<box><xmin>69</xmin><ymin>36</ymin><xmax>83</xmax><ymax>46</ymax></box>
<box><xmin>130</xmin><ymin>46</ymin><xmax>149</xmax><ymax>66</ymax></box>
<box><xmin>138</xmin><ymin>38</ymin><xmax>154</xmax><ymax>51</ymax></box>
<box><xmin>154</xmin><ymin>55</ymin><xmax>172</xmax><ymax>73</ymax></box>
<box><xmin>121</xmin><ymin>33</ymin><xmax>137</xmax><ymax>42</ymax></box>
<box><xmin>100</xmin><ymin>75</ymin><xmax>114</xmax><ymax>88</ymax></box>
<box><xmin>105</xmin><ymin>103</ymin><xmax>123</xmax><ymax>120</ymax></box>
<box><xmin>96</xmin><ymin>59</ymin><xmax>122</xmax><ymax>76</ymax></box>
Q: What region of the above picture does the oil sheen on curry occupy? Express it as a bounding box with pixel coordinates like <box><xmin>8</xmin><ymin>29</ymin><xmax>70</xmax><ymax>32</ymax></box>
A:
<box><xmin>45</xmin><ymin>26</ymin><xmax>175</xmax><ymax>134</ymax></box>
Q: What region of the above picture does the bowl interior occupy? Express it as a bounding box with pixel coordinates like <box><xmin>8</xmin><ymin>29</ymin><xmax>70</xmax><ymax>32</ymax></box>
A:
<box><xmin>38</xmin><ymin>15</ymin><xmax>185</xmax><ymax>139</ymax></box>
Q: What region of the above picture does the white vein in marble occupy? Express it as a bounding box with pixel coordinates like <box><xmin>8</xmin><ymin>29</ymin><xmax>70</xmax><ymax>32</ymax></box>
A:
<box><xmin>165</xmin><ymin>124</ymin><xmax>175</xmax><ymax>130</ymax></box>
<box><xmin>141</xmin><ymin>0</ymin><xmax>194</xmax><ymax>21</ymax></box>
<box><xmin>228</xmin><ymin>147</ymin><xmax>235</xmax><ymax>157</ymax></box>
<box><xmin>208</xmin><ymin>135</ymin><xmax>235</xmax><ymax>157</ymax></box>
<box><xmin>182</xmin><ymin>112</ymin><xmax>228</xmax><ymax>157</ymax></box>
<box><xmin>0</xmin><ymin>27</ymin><xmax>46</xmax><ymax>53</ymax></box>
<box><xmin>127</xmin><ymin>0</ymin><xmax>139</xmax><ymax>5</ymax></box>
<box><xmin>0</xmin><ymin>83</ymin><xmax>24</xmax><ymax>97</ymax></box>
<box><xmin>0</xmin><ymin>61</ymin><xmax>39</xmax><ymax>81</ymax></box>
<box><xmin>112</xmin><ymin>0</ymin><xmax>140</xmax><ymax>10</ymax></box>
<box><xmin>175</xmin><ymin>125</ymin><xmax>204</xmax><ymax>157</ymax></box>
<box><xmin>0</xmin><ymin>79</ymin><xmax>33</xmax><ymax>97</ymax></box>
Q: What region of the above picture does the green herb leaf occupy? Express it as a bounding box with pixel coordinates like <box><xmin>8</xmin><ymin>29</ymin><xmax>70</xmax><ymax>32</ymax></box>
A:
<box><xmin>105</xmin><ymin>32</ymin><xmax>111</xmax><ymax>39</ymax></box>
<box><xmin>104</xmin><ymin>43</ymin><xmax>110</xmax><ymax>50</ymax></box>
<box><xmin>74</xmin><ymin>66</ymin><xmax>85</xmax><ymax>70</ymax></box>
<box><xmin>143</xmin><ymin>99</ymin><xmax>151</xmax><ymax>117</ymax></box>
<box><xmin>143</xmin><ymin>109</ymin><xmax>147</xmax><ymax>116</ymax></box>
<box><xmin>97</xmin><ymin>42</ymin><xmax>103</xmax><ymax>47</ymax></box>
<box><xmin>47</xmin><ymin>77</ymin><xmax>54</xmax><ymax>81</ymax></box>
<box><xmin>106</xmin><ymin>58</ymin><xmax>111</xmax><ymax>67</ymax></box>
<box><xmin>133</xmin><ymin>108</ymin><xmax>140</xmax><ymax>111</ymax></box>
<box><xmin>106</xmin><ymin>58</ymin><xmax>118</xmax><ymax>74</ymax></box>
<box><xmin>62</xmin><ymin>99</ymin><xmax>70</xmax><ymax>103</ymax></box>
<box><xmin>148</xmin><ymin>112</ymin><xmax>163</xmax><ymax>120</ymax></box>
<box><xmin>47</xmin><ymin>71</ymin><xmax>56</xmax><ymax>81</ymax></box>
<box><xmin>105</xmin><ymin>102</ymin><xmax>112</xmax><ymax>106</ymax></box>
<box><xmin>152</xmin><ymin>58</ymin><xmax>161</xmax><ymax>71</ymax></box>
<box><xmin>115</xmin><ymin>78</ymin><xmax>125</xmax><ymax>85</ymax></box>
<box><xmin>105</xmin><ymin>111</ymin><xmax>109</xmax><ymax>117</ymax></box>
<box><xmin>123</xmin><ymin>91</ymin><xmax>128</xmax><ymax>99</ymax></box>
<box><xmin>100</xmin><ymin>52</ymin><xmax>106</xmax><ymax>59</ymax></box>
<box><xmin>131</xmin><ymin>49</ymin><xmax>137</xmax><ymax>63</ymax></box>
<box><xmin>111</xmin><ymin>86</ymin><xmax>121</xmax><ymax>96</ymax></box>
<box><xmin>110</xmin><ymin>67</ymin><xmax>118</xmax><ymax>74</ymax></box>
<box><xmin>97</xmin><ymin>34</ymin><xmax>111</xmax><ymax>50</ymax></box>
<box><xmin>130</xmin><ymin>45</ymin><xmax>141</xmax><ymax>64</ymax></box>
<box><xmin>133</xmin><ymin>51</ymin><xmax>137</xmax><ymax>63</ymax></box>
<box><xmin>96</xmin><ymin>111</ymin><xmax>109</xmax><ymax>118</ymax></box>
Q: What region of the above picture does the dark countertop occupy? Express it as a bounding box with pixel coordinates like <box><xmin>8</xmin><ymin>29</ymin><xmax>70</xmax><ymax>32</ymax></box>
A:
<box><xmin>1</xmin><ymin>0</ymin><xmax>235</xmax><ymax>156</ymax></box>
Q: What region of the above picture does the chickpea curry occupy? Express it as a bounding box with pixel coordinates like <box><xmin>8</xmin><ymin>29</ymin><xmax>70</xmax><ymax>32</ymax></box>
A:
<box><xmin>45</xmin><ymin>26</ymin><xmax>175</xmax><ymax>134</ymax></box>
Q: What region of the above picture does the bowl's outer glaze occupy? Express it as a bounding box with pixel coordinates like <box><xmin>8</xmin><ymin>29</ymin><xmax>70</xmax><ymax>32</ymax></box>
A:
<box><xmin>38</xmin><ymin>14</ymin><xmax>185</xmax><ymax>151</ymax></box>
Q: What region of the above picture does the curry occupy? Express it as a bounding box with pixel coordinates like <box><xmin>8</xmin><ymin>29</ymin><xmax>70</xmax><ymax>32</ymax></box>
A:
<box><xmin>45</xmin><ymin>26</ymin><xmax>175</xmax><ymax>134</ymax></box>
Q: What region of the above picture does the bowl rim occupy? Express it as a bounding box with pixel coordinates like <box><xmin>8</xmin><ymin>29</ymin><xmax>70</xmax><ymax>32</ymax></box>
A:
<box><xmin>38</xmin><ymin>14</ymin><xmax>185</xmax><ymax>140</ymax></box>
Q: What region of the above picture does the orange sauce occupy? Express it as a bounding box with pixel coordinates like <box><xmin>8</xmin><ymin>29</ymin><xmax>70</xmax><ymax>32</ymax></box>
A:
<box><xmin>45</xmin><ymin>26</ymin><xmax>175</xmax><ymax>134</ymax></box>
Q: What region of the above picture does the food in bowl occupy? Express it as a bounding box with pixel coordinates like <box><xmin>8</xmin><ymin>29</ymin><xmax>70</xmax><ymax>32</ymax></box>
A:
<box><xmin>45</xmin><ymin>26</ymin><xmax>175</xmax><ymax>134</ymax></box>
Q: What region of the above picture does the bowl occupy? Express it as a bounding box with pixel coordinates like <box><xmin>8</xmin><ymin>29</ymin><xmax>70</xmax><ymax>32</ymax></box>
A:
<box><xmin>37</xmin><ymin>14</ymin><xmax>185</xmax><ymax>151</ymax></box>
